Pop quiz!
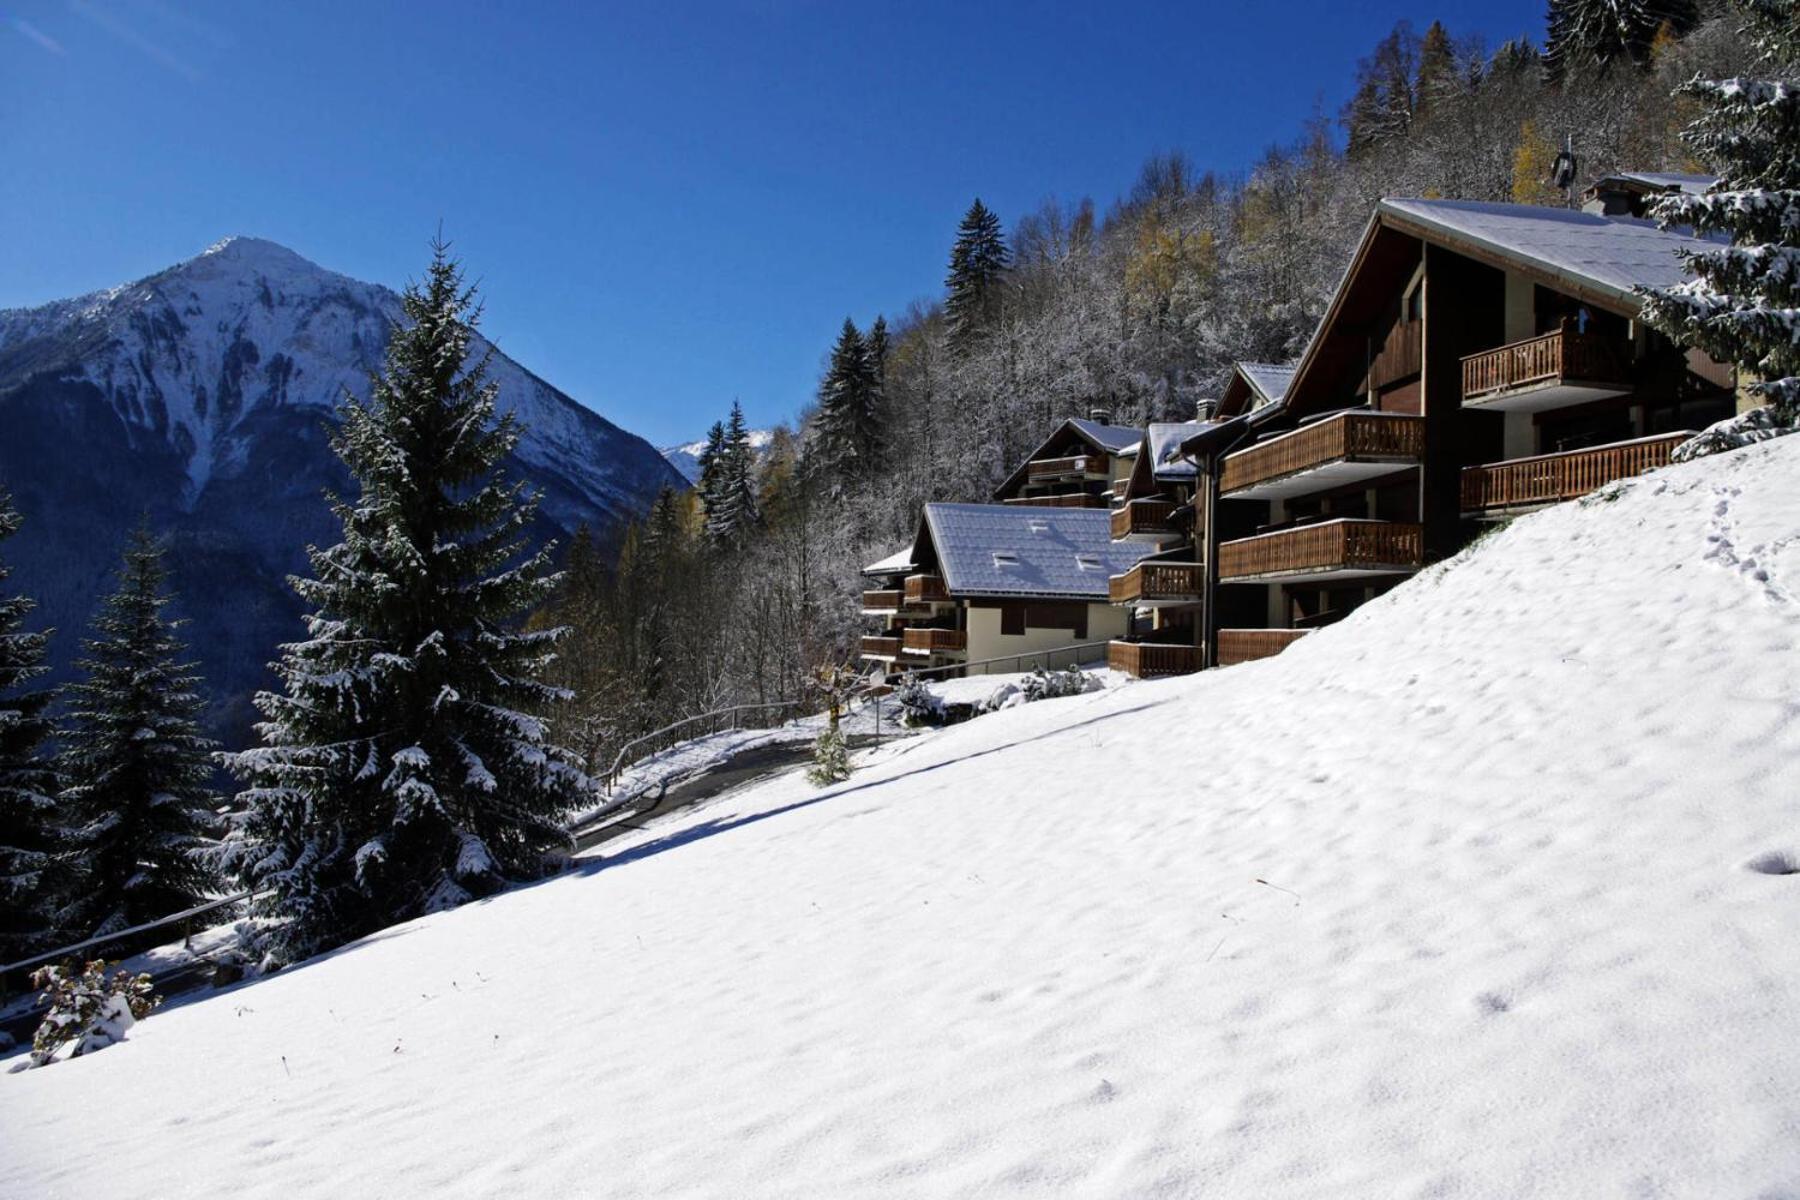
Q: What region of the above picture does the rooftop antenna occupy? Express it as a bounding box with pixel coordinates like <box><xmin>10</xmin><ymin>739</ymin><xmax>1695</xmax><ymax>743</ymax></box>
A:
<box><xmin>1550</xmin><ymin>133</ymin><xmax>1578</xmax><ymax>208</ymax></box>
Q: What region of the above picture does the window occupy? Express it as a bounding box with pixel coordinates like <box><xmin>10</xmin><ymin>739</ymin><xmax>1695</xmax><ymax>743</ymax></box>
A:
<box><xmin>1074</xmin><ymin>554</ymin><xmax>1103</xmax><ymax>572</ymax></box>
<box><xmin>993</xmin><ymin>551</ymin><xmax>1019</xmax><ymax>567</ymax></box>
<box><xmin>1001</xmin><ymin>605</ymin><xmax>1025</xmax><ymax>635</ymax></box>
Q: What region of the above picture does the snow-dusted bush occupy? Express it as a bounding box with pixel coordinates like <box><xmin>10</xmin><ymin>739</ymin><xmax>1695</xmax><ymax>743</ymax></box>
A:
<box><xmin>894</xmin><ymin>677</ymin><xmax>954</xmax><ymax>728</ymax></box>
<box><xmin>1020</xmin><ymin>666</ymin><xmax>1098</xmax><ymax>703</ymax></box>
<box><xmin>26</xmin><ymin>960</ymin><xmax>160</xmax><ymax>1068</ymax></box>
<box><xmin>1672</xmin><ymin>407</ymin><xmax>1797</xmax><ymax>463</ymax></box>
<box><xmin>806</xmin><ymin>727</ymin><xmax>852</xmax><ymax>786</ymax></box>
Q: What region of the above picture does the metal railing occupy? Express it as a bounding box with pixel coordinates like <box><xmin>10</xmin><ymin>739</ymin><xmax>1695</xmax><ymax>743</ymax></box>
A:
<box><xmin>0</xmin><ymin>888</ymin><xmax>262</xmax><ymax>992</ymax></box>
<box><xmin>889</xmin><ymin>639</ymin><xmax>1113</xmax><ymax>682</ymax></box>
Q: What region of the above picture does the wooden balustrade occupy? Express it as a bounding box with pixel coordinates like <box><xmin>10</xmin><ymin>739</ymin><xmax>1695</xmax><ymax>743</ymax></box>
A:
<box><xmin>860</xmin><ymin>636</ymin><xmax>902</xmax><ymax>658</ymax></box>
<box><xmin>1461</xmin><ymin>432</ymin><xmax>1692</xmax><ymax>513</ymax></box>
<box><xmin>1461</xmin><ymin>329</ymin><xmax>1629</xmax><ymax>402</ymax></box>
<box><xmin>1364</xmin><ymin>318</ymin><xmax>1421</xmax><ymax>391</ymax></box>
<box><xmin>1220</xmin><ymin>412</ymin><xmax>1424</xmax><ymax>495</ymax></box>
<box><xmin>1109</xmin><ymin>561</ymin><xmax>1203</xmax><ymax>604</ymax></box>
<box><xmin>1107</xmin><ymin>640</ymin><xmax>1200</xmax><ymax>678</ymax></box>
<box><xmin>1110</xmin><ymin>499</ymin><xmax>1179</xmax><ymax>540</ymax></box>
<box><xmin>902</xmin><ymin>627</ymin><xmax>966</xmax><ymax>654</ymax></box>
<box><xmin>1026</xmin><ymin>454</ymin><xmax>1107</xmax><ymax>480</ymax></box>
<box><xmin>903</xmin><ymin>574</ymin><xmax>950</xmax><ymax>604</ymax></box>
<box><xmin>1216</xmin><ymin>628</ymin><xmax>1310</xmax><ymax>666</ymax></box>
<box><xmin>861</xmin><ymin>589</ymin><xmax>902</xmax><ymax>610</ymax></box>
<box><xmin>1217</xmin><ymin>520</ymin><xmax>1422</xmax><ymax>581</ymax></box>
<box><xmin>1003</xmin><ymin>492</ymin><xmax>1107</xmax><ymax>509</ymax></box>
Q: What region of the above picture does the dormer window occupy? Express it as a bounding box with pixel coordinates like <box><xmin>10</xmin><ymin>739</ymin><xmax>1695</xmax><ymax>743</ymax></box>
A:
<box><xmin>993</xmin><ymin>551</ymin><xmax>1019</xmax><ymax>567</ymax></box>
<box><xmin>1075</xmin><ymin>554</ymin><xmax>1102</xmax><ymax>571</ymax></box>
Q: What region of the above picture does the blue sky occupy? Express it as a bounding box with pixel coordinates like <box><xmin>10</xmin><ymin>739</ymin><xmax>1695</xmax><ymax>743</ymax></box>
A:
<box><xmin>1</xmin><ymin>0</ymin><xmax>1542</xmax><ymax>446</ymax></box>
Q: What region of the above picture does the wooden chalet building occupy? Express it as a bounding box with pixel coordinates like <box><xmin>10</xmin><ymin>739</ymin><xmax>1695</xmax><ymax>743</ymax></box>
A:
<box><xmin>860</xmin><ymin>502</ymin><xmax>1152</xmax><ymax>677</ymax></box>
<box><xmin>1183</xmin><ymin>193</ymin><xmax>1741</xmax><ymax>668</ymax></box>
<box><xmin>992</xmin><ymin>415</ymin><xmax>1146</xmax><ymax>508</ymax></box>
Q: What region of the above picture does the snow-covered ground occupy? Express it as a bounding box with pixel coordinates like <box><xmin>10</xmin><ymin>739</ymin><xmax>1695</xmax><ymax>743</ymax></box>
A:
<box><xmin>4</xmin><ymin>439</ymin><xmax>1799</xmax><ymax>1197</ymax></box>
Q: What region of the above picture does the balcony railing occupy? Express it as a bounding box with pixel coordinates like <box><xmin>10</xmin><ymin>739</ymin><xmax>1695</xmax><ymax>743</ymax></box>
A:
<box><xmin>861</xmin><ymin>589</ymin><xmax>902</xmax><ymax>611</ymax></box>
<box><xmin>1220</xmin><ymin>412</ymin><xmax>1424</xmax><ymax>498</ymax></box>
<box><xmin>1461</xmin><ymin>432</ymin><xmax>1692</xmax><ymax>514</ymax></box>
<box><xmin>860</xmin><ymin>635</ymin><xmax>902</xmax><ymax>659</ymax></box>
<box><xmin>1364</xmin><ymin>317</ymin><xmax>1421</xmax><ymax>392</ymax></box>
<box><xmin>1107</xmin><ymin>640</ymin><xmax>1199</xmax><ymax>678</ymax></box>
<box><xmin>1002</xmin><ymin>493</ymin><xmax>1106</xmax><ymax>509</ymax></box>
<box><xmin>903</xmin><ymin>574</ymin><xmax>950</xmax><ymax>604</ymax></box>
<box><xmin>1216</xmin><ymin>628</ymin><xmax>1311</xmax><ymax>666</ymax></box>
<box><xmin>902</xmin><ymin>627</ymin><xmax>966</xmax><ymax>655</ymax></box>
<box><xmin>1218</xmin><ymin>519</ymin><xmax>1423</xmax><ymax>583</ymax></box>
<box><xmin>1026</xmin><ymin>453</ymin><xmax>1109</xmax><ymax>481</ymax></box>
<box><xmin>1110</xmin><ymin>499</ymin><xmax>1179</xmax><ymax>540</ymax></box>
<box><xmin>1461</xmin><ymin>328</ymin><xmax>1631</xmax><ymax>407</ymax></box>
<box><xmin>1109</xmin><ymin>561</ymin><xmax>1203</xmax><ymax>605</ymax></box>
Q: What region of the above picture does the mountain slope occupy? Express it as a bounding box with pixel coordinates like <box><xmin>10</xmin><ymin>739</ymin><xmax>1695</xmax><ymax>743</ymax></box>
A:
<box><xmin>3</xmin><ymin>438</ymin><xmax>1799</xmax><ymax>1196</ymax></box>
<box><xmin>0</xmin><ymin>238</ymin><xmax>685</xmax><ymax>735</ymax></box>
<box><xmin>659</xmin><ymin>426</ymin><xmax>775</xmax><ymax>484</ymax></box>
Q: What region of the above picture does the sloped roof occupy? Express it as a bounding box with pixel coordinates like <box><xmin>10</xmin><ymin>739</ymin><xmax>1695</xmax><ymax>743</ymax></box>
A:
<box><xmin>1146</xmin><ymin>422</ymin><xmax>1215</xmax><ymax>479</ymax></box>
<box><xmin>1377</xmin><ymin>198</ymin><xmax>1715</xmax><ymax>305</ymax></box>
<box><xmin>862</xmin><ymin>547</ymin><xmax>916</xmax><ymax>577</ymax></box>
<box><xmin>1068</xmin><ymin>418</ymin><xmax>1146</xmax><ymax>453</ymax></box>
<box><xmin>921</xmin><ymin>503</ymin><xmax>1154</xmax><ymax>599</ymax></box>
<box><xmin>1238</xmin><ymin>362</ymin><xmax>1296</xmax><ymax>407</ymax></box>
<box><xmin>1605</xmin><ymin>172</ymin><xmax>1716</xmax><ymax>195</ymax></box>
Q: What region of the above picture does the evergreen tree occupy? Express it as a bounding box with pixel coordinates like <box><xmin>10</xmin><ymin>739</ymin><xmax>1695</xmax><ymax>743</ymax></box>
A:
<box><xmin>944</xmin><ymin>199</ymin><xmax>1010</xmax><ymax>352</ymax></box>
<box><xmin>57</xmin><ymin>526</ymin><xmax>221</xmax><ymax>939</ymax></box>
<box><xmin>1640</xmin><ymin>0</ymin><xmax>1800</xmax><ymax>420</ymax></box>
<box><xmin>811</xmin><ymin>319</ymin><xmax>883</xmax><ymax>487</ymax></box>
<box><xmin>866</xmin><ymin>314</ymin><xmax>890</xmax><ymax>391</ymax></box>
<box><xmin>694</xmin><ymin>420</ymin><xmax>727</xmax><ymax>523</ymax></box>
<box><xmin>708</xmin><ymin>400</ymin><xmax>761</xmax><ymax>545</ymax></box>
<box><xmin>1343</xmin><ymin>22</ymin><xmax>1421</xmax><ymax>155</ymax></box>
<box><xmin>1544</xmin><ymin>0</ymin><xmax>1697</xmax><ymax>82</ymax></box>
<box><xmin>0</xmin><ymin>492</ymin><xmax>60</xmax><ymax>960</ymax></box>
<box><xmin>1414</xmin><ymin>21</ymin><xmax>1460</xmax><ymax>116</ymax></box>
<box><xmin>218</xmin><ymin>242</ymin><xmax>590</xmax><ymax>965</ymax></box>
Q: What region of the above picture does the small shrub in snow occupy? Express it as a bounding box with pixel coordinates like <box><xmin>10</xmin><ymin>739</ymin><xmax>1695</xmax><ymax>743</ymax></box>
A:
<box><xmin>894</xmin><ymin>677</ymin><xmax>953</xmax><ymax>727</ymax></box>
<box><xmin>806</xmin><ymin>727</ymin><xmax>852</xmax><ymax>786</ymax></box>
<box><xmin>27</xmin><ymin>960</ymin><xmax>160</xmax><ymax>1068</ymax></box>
<box><xmin>1020</xmin><ymin>666</ymin><xmax>1096</xmax><ymax>703</ymax></box>
<box><xmin>1672</xmin><ymin>407</ymin><xmax>1796</xmax><ymax>464</ymax></box>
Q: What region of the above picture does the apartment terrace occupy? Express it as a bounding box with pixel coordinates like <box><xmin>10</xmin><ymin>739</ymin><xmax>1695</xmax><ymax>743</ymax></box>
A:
<box><xmin>1218</xmin><ymin>519</ymin><xmax>1423</xmax><ymax>584</ymax></box>
<box><xmin>1461</xmin><ymin>328</ymin><xmax>1632</xmax><ymax>412</ymax></box>
<box><xmin>1108</xmin><ymin>560</ymin><xmax>1203</xmax><ymax>606</ymax></box>
<box><xmin>1216</xmin><ymin>628</ymin><xmax>1311</xmax><ymax>666</ymax></box>
<box><xmin>1110</xmin><ymin>498</ymin><xmax>1181</xmax><ymax>541</ymax></box>
<box><xmin>1461</xmin><ymin>431</ymin><xmax>1692</xmax><ymax>517</ymax></box>
<box><xmin>1220</xmin><ymin>411</ymin><xmax>1425</xmax><ymax>501</ymax></box>
<box><xmin>1106</xmin><ymin>640</ymin><xmax>1199</xmax><ymax>678</ymax></box>
<box><xmin>1024</xmin><ymin>453</ymin><xmax>1111</xmax><ymax>485</ymax></box>
<box><xmin>901</xmin><ymin>627</ymin><xmax>966</xmax><ymax>657</ymax></box>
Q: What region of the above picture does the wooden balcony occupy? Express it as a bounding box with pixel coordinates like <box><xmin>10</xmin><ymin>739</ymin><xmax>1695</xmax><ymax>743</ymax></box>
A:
<box><xmin>1220</xmin><ymin>412</ymin><xmax>1424</xmax><ymax>500</ymax></box>
<box><xmin>1218</xmin><ymin>519</ymin><xmax>1422</xmax><ymax>584</ymax></box>
<box><xmin>1026</xmin><ymin>453</ymin><xmax>1110</xmax><ymax>483</ymax></box>
<box><xmin>1110</xmin><ymin>499</ymin><xmax>1180</xmax><ymax>541</ymax></box>
<box><xmin>1363</xmin><ymin>318</ymin><xmax>1421</xmax><ymax>392</ymax></box>
<box><xmin>861</xmin><ymin>589</ymin><xmax>902</xmax><ymax>613</ymax></box>
<box><xmin>1216</xmin><ymin>628</ymin><xmax>1311</xmax><ymax>666</ymax></box>
<box><xmin>1109</xmin><ymin>561</ymin><xmax>1203</xmax><ymax>607</ymax></box>
<box><xmin>1461</xmin><ymin>328</ymin><xmax>1632</xmax><ymax>412</ymax></box>
<box><xmin>1002</xmin><ymin>492</ymin><xmax>1106</xmax><ymax>509</ymax></box>
<box><xmin>902</xmin><ymin>627</ymin><xmax>966</xmax><ymax>656</ymax></box>
<box><xmin>1461</xmin><ymin>432</ymin><xmax>1692</xmax><ymax>516</ymax></box>
<box><xmin>860</xmin><ymin>635</ymin><xmax>902</xmax><ymax>660</ymax></box>
<box><xmin>903</xmin><ymin>574</ymin><xmax>951</xmax><ymax>605</ymax></box>
<box><xmin>1107</xmin><ymin>640</ymin><xmax>1200</xmax><ymax>679</ymax></box>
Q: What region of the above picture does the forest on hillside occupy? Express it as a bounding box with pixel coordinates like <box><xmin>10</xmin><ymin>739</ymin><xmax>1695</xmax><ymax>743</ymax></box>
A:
<box><xmin>541</xmin><ymin>0</ymin><xmax>1766</xmax><ymax>769</ymax></box>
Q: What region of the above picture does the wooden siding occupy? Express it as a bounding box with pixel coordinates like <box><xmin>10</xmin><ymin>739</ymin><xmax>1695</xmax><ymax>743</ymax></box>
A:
<box><xmin>1365</xmin><ymin>317</ymin><xmax>1422</xmax><ymax>392</ymax></box>
<box><xmin>903</xmin><ymin>574</ymin><xmax>950</xmax><ymax>604</ymax></box>
<box><xmin>1109</xmin><ymin>561</ymin><xmax>1204</xmax><ymax>604</ymax></box>
<box><xmin>1461</xmin><ymin>432</ymin><xmax>1691</xmax><ymax>513</ymax></box>
<box><xmin>1026</xmin><ymin>453</ymin><xmax>1108</xmax><ymax>481</ymax></box>
<box><xmin>901</xmin><ymin>627</ymin><xmax>966</xmax><ymax>654</ymax></box>
<box><xmin>1461</xmin><ymin>328</ymin><xmax>1629</xmax><ymax>401</ymax></box>
<box><xmin>1217</xmin><ymin>521</ymin><xmax>1423</xmax><ymax>581</ymax></box>
<box><xmin>1001</xmin><ymin>493</ymin><xmax>1107</xmax><ymax>509</ymax></box>
<box><xmin>1107</xmin><ymin>640</ymin><xmax>1199</xmax><ymax>678</ymax></box>
<box><xmin>1110</xmin><ymin>499</ymin><xmax>1178</xmax><ymax>539</ymax></box>
<box><xmin>1216</xmin><ymin>628</ymin><xmax>1310</xmax><ymax>666</ymax></box>
<box><xmin>1219</xmin><ymin>412</ymin><xmax>1425</xmax><ymax>495</ymax></box>
<box><xmin>861</xmin><ymin>589</ymin><xmax>902</xmax><ymax>610</ymax></box>
<box><xmin>859</xmin><ymin>636</ymin><xmax>901</xmax><ymax>658</ymax></box>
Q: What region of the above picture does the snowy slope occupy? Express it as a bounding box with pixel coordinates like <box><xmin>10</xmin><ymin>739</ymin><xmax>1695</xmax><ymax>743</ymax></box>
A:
<box><xmin>660</xmin><ymin>427</ymin><xmax>775</xmax><ymax>484</ymax></box>
<box><xmin>0</xmin><ymin>238</ymin><xmax>685</xmax><ymax>734</ymax></box>
<box><xmin>4</xmin><ymin>438</ymin><xmax>1799</xmax><ymax>1197</ymax></box>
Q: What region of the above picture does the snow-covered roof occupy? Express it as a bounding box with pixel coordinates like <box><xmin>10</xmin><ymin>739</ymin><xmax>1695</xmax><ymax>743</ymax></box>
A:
<box><xmin>1238</xmin><ymin>362</ymin><xmax>1296</xmax><ymax>407</ymax></box>
<box><xmin>862</xmin><ymin>547</ymin><xmax>917</xmax><ymax>577</ymax></box>
<box><xmin>1145</xmin><ymin>422</ymin><xmax>1215</xmax><ymax>479</ymax></box>
<box><xmin>1067</xmin><ymin>418</ymin><xmax>1145</xmax><ymax>454</ymax></box>
<box><xmin>922</xmin><ymin>503</ymin><xmax>1154</xmax><ymax>599</ymax></box>
<box><xmin>1603</xmin><ymin>172</ymin><xmax>1716</xmax><ymax>195</ymax></box>
<box><xmin>1377</xmin><ymin>198</ymin><xmax>1716</xmax><ymax>306</ymax></box>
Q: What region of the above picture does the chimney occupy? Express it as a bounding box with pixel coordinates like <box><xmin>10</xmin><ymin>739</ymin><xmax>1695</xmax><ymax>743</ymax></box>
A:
<box><xmin>1087</xmin><ymin>407</ymin><xmax>1113</xmax><ymax>426</ymax></box>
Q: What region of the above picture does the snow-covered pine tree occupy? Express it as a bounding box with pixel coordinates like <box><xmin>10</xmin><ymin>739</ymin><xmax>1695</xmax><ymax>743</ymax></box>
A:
<box><xmin>1640</xmin><ymin>0</ymin><xmax>1799</xmax><ymax>421</ymax></box>
<box><xmin>708</xmin><ymin>400</ymin><xmax>760</xmax><ymax>545</ymax></box>
<box><xmin>695</xmin><ymin>420</ymin><xmax>727</xmax><ymax>528</ymax></box>
<box><xmin>811</xmin><ymin>318</ymin><xmax>883</xmax><ymax>488</ymax></box>
<box><xmin>1544</xmin><ymin>0</ymin><xmax>1698</xmax><ymax>82</ymax></box>
<box><xmin>219</xmin><ymin>242</ymin><xmax>590</xmax><ymax>965</ymax></box>
<box><xmin>866</xmin><ymin>314</ymin><xmax>890</xmax><ymax>395</ymax></box>
<box><xmin>944</xmin><ymin>199</ymin><xmax>1011</xmax><ymax>353</ymax></box>
<box><xmin>56</xmin><ymin>525</ymin><xmax>221</xmax><ymax>939</ymax></box>
<box><xmin>0</xmin><ymin>491</ymin><xmax>62</xmax><ymax>961</ymax></box>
